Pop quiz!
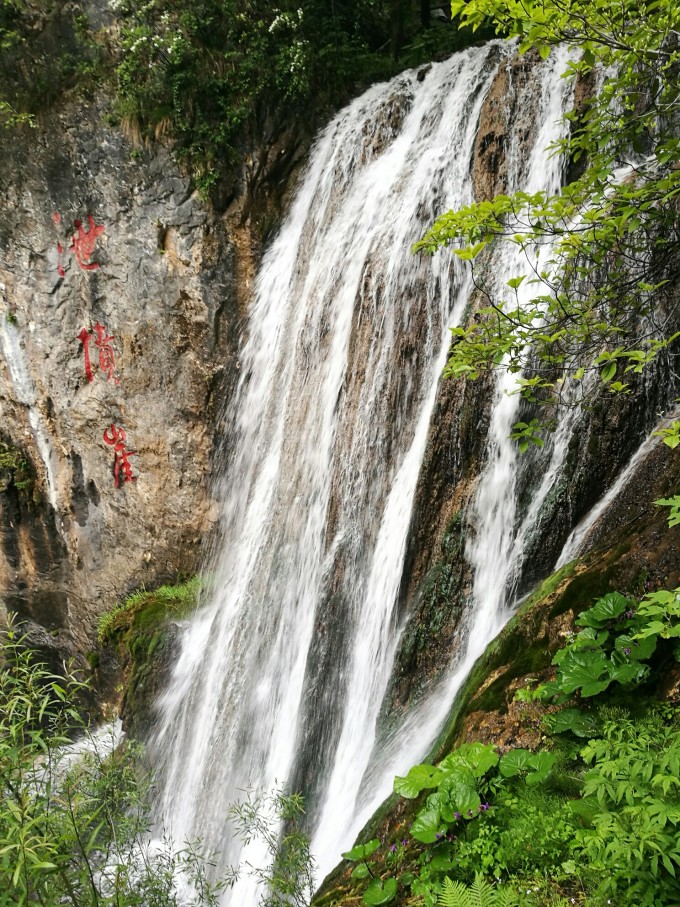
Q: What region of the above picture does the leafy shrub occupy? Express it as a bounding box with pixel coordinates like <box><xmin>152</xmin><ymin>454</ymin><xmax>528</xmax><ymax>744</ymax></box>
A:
<box><xmin>573</xmin><ymin>709</ymin><xmax>680</xmax><ymax>905</ymax></box>
<box><xmin>0</xmin><ymin>614</ymin><xmax>224</xmax><ymax>905</ymax></box>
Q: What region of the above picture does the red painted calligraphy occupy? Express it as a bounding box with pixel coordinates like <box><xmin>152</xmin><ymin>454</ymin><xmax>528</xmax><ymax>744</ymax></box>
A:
<box><xmin>53</xmin><ymin>213</ymin><xmax>105</xmax><ymax>277</ymax></box>
<box><xmin>77</xmin><ymin>328</ymin><xmax>94</xmax><ymax>383</ymax></box>
<box><xmin>103</xmin><ymin>424</ymin><xmax>137</xmax><ymax>488</ymax></box>
<box><xmin>70</xmin><ymin>216</ymin><xmax>105</xmax><ymax>271</ymax></box>
<box><xmin>77</xmin><ymin>322</ymin><xmax>119</xmax><ymax>384</ymax></box>
<box><xmin>93</xmin><ymin>322</ymin><xmax>120</xmax><ymax>384</ymax></box>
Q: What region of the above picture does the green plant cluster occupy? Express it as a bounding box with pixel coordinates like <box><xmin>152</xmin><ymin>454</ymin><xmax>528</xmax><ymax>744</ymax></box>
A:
<box><xmin>0</xmin><ymin>440</ymin><xmax>32</xmax><ymax>493</ymax></box>
<box><xmin>0</xmin><ymin>1</ymin><xmax>103</xmax><ymax>127</ymax></box>
<box><xmin>0</xmin><ymin>615</ymin><xmax>226</xmax><ymax>905</ymax></box>
<box><xmin>109</xmin><ymin>0</ymin><xmax>489</xmax><ymax>196</ymax></box>
<box><xmin>225</xmin><ymin>787</ymin><xmax>316</xmax><ymax>907</ymax></box>
<box><xmin>416</xmin><ymin>0</ymin><xmax>680</xmax><ymax>447</ymax></box>
<box><xmin>340</xmin><ymin>575</ymin><xmax>680</xmax><ymax>907</ymax></box>
<box><xmin>534</xmin><ymin>587</ymin><xmax>679</xmax><ymax>706</ymax></box>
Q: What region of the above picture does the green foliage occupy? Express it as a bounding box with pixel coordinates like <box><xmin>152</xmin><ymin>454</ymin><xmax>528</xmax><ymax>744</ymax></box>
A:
<box><xmin>438</xmin><ymin>874</ymin><xmax>518</xmax><ymax>906</ymax></box>
<box><xmin>535</xmin><ymin>588</ymin><xmax>677</xmax><ymax>703</ymax></box>
<box><xmin>655</xmin><ymin>494</ymin><xmax>680</xmax><ymax>527</ymax></box>
<box><xmin>97</xmin><ymin>576</ymin><xmax>201</xmax><ymax>645</ymax></box>
<box><xmin>417</xmin><ymin>0</ymin><xmax>680</xmax><ymax>441</ymax></box>
<box><xmin>0</xmin><ymin>1</ymin><xmax>103</xmax><ymax>126</ymax></box>
<box><xmin>110</xmin><ymin>0</ymin><xmax>397</xmax><ymax>194</ymax></box>
<box><xmin>384</xmin><ymin>567</ymin><xmax>680</xmax><ymax>906</ymax></box>
<box><xmin>0</xmin><ymin>614</ymin><xmax>226</xmax><ymax>905</ymax></box>
<box><xmin>395</xmin><ymin>744</ymin><xmax>499</xmax><ymax>844</ymax></box>
<box><xmin>225</xmin><ymin>787</ymin><xmax>316</xmax><ymax>907</ymax></box>
<box><xmin>574</xmin><ymin>709</ymin><xmax>680</xmax><ymax>905</ymax></box>
<box><xmin>654</xmin><ymin>421</ymin><xmax>680</xmax><ymax>450</ymax></box>
<box><xmin>362</xmin><ymin>876</ymin><xmax>397</xmax><ymax>905</ymax></box>
<box><xmin>498</xmin><ymin>749</ymin><xmax>555</xmax><ymax>786</ymax></box>
<box><xmin>342</xmin><ymin>839</ymin><xmax>381</xmax><ymax>860</ymax></box>
<box><xmin>0</xmin><ymin>440</ymin><xmax>32</xmax><ymax>492</ymax></box>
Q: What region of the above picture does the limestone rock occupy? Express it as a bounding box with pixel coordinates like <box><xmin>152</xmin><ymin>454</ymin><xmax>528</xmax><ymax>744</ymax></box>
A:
<box><xmin>0</xmin><ymin>94</ymin><xmax>240</xmax><ymax>656</ymax></box>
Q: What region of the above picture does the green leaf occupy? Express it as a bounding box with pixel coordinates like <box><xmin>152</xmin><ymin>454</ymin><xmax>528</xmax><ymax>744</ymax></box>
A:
<box><xmin>429</xmin><ymin>853</ymin><xmax>456</xmax><ymax>872</ymax></box>
<box><xmin>525</xmin><ymin>751</ymin><xmax>556</xmax><ymax>785</ymax></box>
<box><xmin>342</xmin><ymin>839</ymin><xmax>380</xmax><ymax>861</ymax></box>
<box><xmin>394</xmin><ymin>763</ymin><xmax>443</xmax><ymax>798</ymax></box>
<box><xmin>614</xmin><ymin>633</ymin><xmax>657</xmax><ymax>661</ymax></box>
<box><xmin>411</xmin><ymin>808</ymin><xmax>445</xmax><ymax>844</ymax></box>
<box><xmin>577</xmin><ymin>592</ymin><xmax>630</xmax><ymax>628</ymax></box>
<box><xmin>547</xmin><ymin>708</ymin><xmax>600</xmax><ymax>737</ymax></box>
<box><xmin>499</xmin><ymin>749</ymin><xmax>533</xmax><ymax>778</ymax></box>
<box><xmin>363</xmin><ymin>877</ymin><xmax>398</xmax><ymax>905</ymax></box>
<box><xmin>352</xmin><ymin>863</ymin><xmax>371</xmax><ymax>879</ymax></box>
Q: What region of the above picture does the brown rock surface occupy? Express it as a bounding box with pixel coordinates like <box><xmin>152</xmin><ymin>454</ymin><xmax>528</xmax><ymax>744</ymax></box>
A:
<box><xmin>0</xmin><ymin>95</ymin><xmax>241</xmax><ymax>657</ymax></box>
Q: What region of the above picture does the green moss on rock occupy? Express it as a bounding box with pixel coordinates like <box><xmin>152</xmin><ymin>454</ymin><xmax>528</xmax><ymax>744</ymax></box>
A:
<box><xmin>96</xmin><ymin>578</ymin><xmax>201</xmax><ymax>737</ymax></box>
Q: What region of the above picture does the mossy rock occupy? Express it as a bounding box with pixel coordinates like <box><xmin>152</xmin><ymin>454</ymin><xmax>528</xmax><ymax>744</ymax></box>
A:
<box><xmin>95</xmin><ymin>578</ymin><xmax>201</xmax><ymax>737</ymax></box>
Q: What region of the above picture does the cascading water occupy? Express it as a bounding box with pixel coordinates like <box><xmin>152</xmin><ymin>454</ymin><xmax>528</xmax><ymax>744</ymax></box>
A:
<box><xmin>151</xmin><ymin>41</ymin><xmax>589</xmax><ymax>901</ymax></box>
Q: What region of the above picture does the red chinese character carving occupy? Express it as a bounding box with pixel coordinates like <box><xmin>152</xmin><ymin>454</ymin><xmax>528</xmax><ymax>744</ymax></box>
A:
<box><xmin>93</xmin><ymin>322</ymin><xmax>120</xmax><ymax>384</ymax></box>
<box><xmin>77</xmin><ymin>328</ymin><xmax>94</xmax><ymax>383</ymax></box>
<box><xmin>53</xmin><ymin>212</ymin><xmax>105</xmax><ymax>277</ymax></box>
<box><xmin>70</xmin><ymin>216</ymin><xmax>105</xmax><ymax>271</ymax></box>
<box><xmin>77</xmin><ymin>323</ymin><xmax>119</xmax><ymax>384</ymax></box>
<box><xmin>103</xmin><ymin>424</ymin><xmax>137</xmax><ymax>488</ymax></box>
<box><xmin>77</xmin><ymin>322</ymin><xmax>119</xmax><ymax>384</ymax></box>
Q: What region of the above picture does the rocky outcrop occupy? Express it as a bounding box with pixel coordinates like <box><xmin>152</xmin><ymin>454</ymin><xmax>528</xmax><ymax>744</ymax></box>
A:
<box><xmin>0</xmin><ymin>94</ymin><xmax>241</xmax><ymax>659</ymax></box>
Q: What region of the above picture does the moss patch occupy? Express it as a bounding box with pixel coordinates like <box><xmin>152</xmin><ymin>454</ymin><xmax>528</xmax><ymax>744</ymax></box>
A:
<box><xmin>96</xmin><ymin>578</ymin><xmax>201</xmax><ymax>736</ymax></box>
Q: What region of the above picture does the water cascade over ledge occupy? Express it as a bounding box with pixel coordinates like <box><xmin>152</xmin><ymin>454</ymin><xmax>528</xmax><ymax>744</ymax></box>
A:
<box><xmin>151</xmin><ymin>41</ymin><xmax>599</xmax><ymax>902</ymax></box>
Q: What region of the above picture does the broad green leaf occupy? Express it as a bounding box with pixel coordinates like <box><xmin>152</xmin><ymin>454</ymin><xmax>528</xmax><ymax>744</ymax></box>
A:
<box><xmin>547</xmin><ymin>708</ymin><xmax>600</xmax><ymax>737</ymax></box>
<box><xmin>577</xmin><ymin>593</ymin><xmax>630</xmax><ymax>628</ymax></box>
<box><xmin>352</xmin><ymin>863</ymin><xmax>370</xmax><ymax>879</ymax></box>
<box><xmin>499</xmin><ymin>749</ymin><xmax>533</xmax><ymax>778</ymax></box>
<box><xmin>393</xmin><ymin>763</ymin><xmax>443</xmax><ymax>798</ymax></box>
<box><xmin>525</xmin><ymin>751</ymin><xmax>556</xmax><ymax>785</ymax></box>
<box><xmin>614</xmin><ymin>633</ymin><xmax>657</xmax><ymax>661</ymax></box>
<box><xmin>410</xmin><ymin>807</ymin><xmax>445</xmax><ymax>844</ymax></box>
<box><xmin>342</xmin><ymin>839</ymin><xmax>380</xmax><ymax>861</ymax></box>
<box><xmin>363</xmin><ymin>877</ymin><xmax>398</xmax><ymax>905</ymax></box>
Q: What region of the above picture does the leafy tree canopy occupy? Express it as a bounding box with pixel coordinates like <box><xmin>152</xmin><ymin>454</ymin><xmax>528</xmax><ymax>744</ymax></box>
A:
<box><xmin>417</xmin><ymin>0</ymin><xmax>680</xmax><ymax>443</ymax></box>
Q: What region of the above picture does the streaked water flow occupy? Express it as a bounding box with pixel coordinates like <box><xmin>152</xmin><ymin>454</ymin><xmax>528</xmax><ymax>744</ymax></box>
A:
<box><xmin>151</xmin><ymin>43</ymin><xmax>583</xmax><ymax>901</ymax></box>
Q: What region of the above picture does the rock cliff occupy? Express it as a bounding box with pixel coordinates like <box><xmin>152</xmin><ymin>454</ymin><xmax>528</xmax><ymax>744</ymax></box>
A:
<box><xmin>0</xmin><ymin>92</ymin><xmax>241</xmax><ymax>662</ymax></box>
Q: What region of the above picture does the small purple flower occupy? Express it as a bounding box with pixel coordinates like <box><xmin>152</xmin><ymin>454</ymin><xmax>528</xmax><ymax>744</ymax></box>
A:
<box><xmin>401</xmin><ymin>839</ymin><xmax>408</xmax><ymax>846</ymax></box>
<box><xmin>435</xmin><ymin>832</ymin><xmax>443</xmax><ymax>839</ymax></box>
<box><xmin>467</xmin><ymin>809</ymin><xmax>474</xmax><ymax>817</ymax></box>
<box><xmin>453</xmin><ymin>812</ymin><xmax>461</xmax><ymax>820</ymax></box>
<box><xmin>479</xmin><ymin>802</ymin><xmax>490</xmax><ymax>811</ymax></box>
<box><xmin>390</xmin><ymin>844</ymin><xmax>397</xmax><ymax>853</ymax></box>
<box><xmin>625</xmin><ymin>609</ymin><xmax>635</xmax><ymax>618</ymax></box>
<box><xmin>624</xmin><ymin>647</ymin><xmax>631</xmax><ymax>655</ymax></box>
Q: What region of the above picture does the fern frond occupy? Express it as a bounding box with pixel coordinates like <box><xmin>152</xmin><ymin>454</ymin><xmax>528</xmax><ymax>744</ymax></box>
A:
<box><xmin>470</xmin><ymin>873</ymin><xmax>496</xmax><ymax>907</ymax></box>
<box><xmin>438</xmin><ymin>875</ymin><xmax>472</xmax><ymax>906</ymax></box>
<box><xmin>437</xmin><ymin>874</ymin><xmax>519</xmax><ymax>907</ymax></box>
<box><xmin>495</xmin><ymin>886</ymin><xmax>519</xmax><ymax>907</ymax></box>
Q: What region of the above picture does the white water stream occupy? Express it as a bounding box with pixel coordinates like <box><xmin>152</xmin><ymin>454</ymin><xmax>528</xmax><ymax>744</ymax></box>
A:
<box><xmin>150</xmin><ymin>43</ymin><xmax>601</xmax><ymax>902</ymax></box>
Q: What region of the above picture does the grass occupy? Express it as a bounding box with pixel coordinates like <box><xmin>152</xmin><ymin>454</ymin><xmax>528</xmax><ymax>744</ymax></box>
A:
<box><xmin>97</xmin><ymin>576</ymin><xmax>201</xmax><ymax>645</ymax></box>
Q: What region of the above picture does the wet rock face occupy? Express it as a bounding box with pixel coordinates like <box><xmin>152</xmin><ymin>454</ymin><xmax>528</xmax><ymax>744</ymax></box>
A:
<box><xmin>470</xmin><ymin>49</ymin><xmax>542</xmax><ymax>202</ymax></box>
<box><xmin>0</xmin><ymin>95</ymin><xmax>240</xmax><ymax>656</ymax></box>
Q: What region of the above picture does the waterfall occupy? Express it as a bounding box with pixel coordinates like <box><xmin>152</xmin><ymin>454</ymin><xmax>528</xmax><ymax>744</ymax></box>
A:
<box><xmin>151</xmin><ymin>42</ymin><xmax>583</xmax><ymax>901</ymax></box>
